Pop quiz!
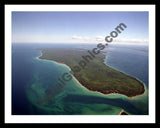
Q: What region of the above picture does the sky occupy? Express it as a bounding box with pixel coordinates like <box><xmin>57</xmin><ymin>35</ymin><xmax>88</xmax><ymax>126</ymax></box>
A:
<box><xmin>12</xmin><ymin>11</ymin><xmax>148</xmax><ymax>44</ymax></box>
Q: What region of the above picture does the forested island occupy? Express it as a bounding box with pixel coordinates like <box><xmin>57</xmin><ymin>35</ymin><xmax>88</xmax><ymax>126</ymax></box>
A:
<box><xmin>38</xmin><ymin>47</ymin><xmax>145</xmax><ymax>97</ymax></box>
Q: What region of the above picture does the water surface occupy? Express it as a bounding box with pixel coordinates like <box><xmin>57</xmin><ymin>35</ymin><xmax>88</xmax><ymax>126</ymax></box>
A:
<box><xmin>12</xmin><ymin>43</ymin><xmax>148</xmax><ymax>115</ymax></box>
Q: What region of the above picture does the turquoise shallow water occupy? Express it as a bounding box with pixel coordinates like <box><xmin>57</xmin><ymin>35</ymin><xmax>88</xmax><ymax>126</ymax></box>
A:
<box><xmin>12</xmin><ymin>43</ymin><xmax>148</xmax><ymax>115</ymax></box>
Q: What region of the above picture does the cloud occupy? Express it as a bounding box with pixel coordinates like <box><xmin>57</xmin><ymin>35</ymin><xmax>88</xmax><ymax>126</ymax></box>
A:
<box><xmin>113</xmin><ymin>38</ymin><xmax>148</xmax><ymax>45</ymax></box>
<box><xmin>95</xmin><ymin>36</ymin><xmax>105</xmax><ymax>42</ymax></box>
<box><xmin>72</xmin><ymin>35</ymin><xmax>82</xmax><ymax>40</ymax></box>
<box><xmin>71</xmin><ymin>35</ymin><xmax>148</xmax><ymax>45</ymax></box>
<box><xmin>83</xmin><ymin>36</ymin><xmax>90</xmax><ymax>40</ymax></box>
<box><xmin>71</xmin><ymin>35</ymin><xmax>105</xmax><ymax>43</ymax></box>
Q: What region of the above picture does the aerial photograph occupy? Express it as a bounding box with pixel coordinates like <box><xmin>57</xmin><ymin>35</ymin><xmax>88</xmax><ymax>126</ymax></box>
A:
<box><xmin>12</xmin><ymin>11</ymin><xmax>148</xmax><ymax>115</ymax></box>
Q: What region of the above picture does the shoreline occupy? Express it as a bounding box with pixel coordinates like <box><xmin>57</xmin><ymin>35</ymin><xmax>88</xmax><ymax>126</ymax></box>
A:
<box><xmin>104</xmin><ymin>54</ymin><xmax>147</xmax><ymax>99</ymax></box>
<box><xmin>37</xmin><ymin>49</ymin><xmax>146</xmax><ymax>99</ymax></box>
<box><xmin>104</xmin><ymin>53</ymin><xmax>147</xmax><ymax>88</ymax></box>
<box><xmin>72</xmin><ymin>74</ymin><xmax>146</xmax><ymax>99</ymax></box>
<box><xmin>119</xmin><ymin>110</ymin><xmax>129</xmax><ymax>115</ymax></box>
<box><xmin>36</xmin><ymin>51</ymin><xmax>68</xmax><ymax>66</ymax></box>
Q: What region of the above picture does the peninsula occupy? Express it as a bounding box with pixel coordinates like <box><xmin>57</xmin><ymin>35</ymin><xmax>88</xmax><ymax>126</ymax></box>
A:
<box><xmin>38</xmin><ymin>47</ymin><xmax>145</xmax><ymax>97</ymax></box>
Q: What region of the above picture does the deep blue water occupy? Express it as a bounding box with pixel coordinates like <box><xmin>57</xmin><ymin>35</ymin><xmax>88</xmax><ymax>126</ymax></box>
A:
<box><xmin>12</xmin><ymin>43</ymin><xmax>148</xmax><ymax>115</ymax></box>
<box><xmin>105</xmin><ymin>44</ymin><xmax>148</xmax><ymax>87</ymax></box>
<box><xmin>12</xmin><ymin>43</ymin><xmax>85</xmax><ymax>114</ymax></box>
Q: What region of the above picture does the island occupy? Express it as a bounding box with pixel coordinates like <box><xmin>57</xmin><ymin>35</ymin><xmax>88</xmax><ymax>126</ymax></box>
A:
<box><xmin>119</xmin><ymin>110</ymin><xmax>129</xmax><ymax>115</ymax></box>
<box><xmin>38</xmin><ymin>47</ymin><xmax>145</xmax><ymax>97</ymax></box>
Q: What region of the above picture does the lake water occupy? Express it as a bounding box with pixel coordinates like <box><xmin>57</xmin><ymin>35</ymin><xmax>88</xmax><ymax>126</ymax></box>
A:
<box><xmin>12</xmin><ymin>43</ymin><xmax>148</xmax><ymax>115</ymax></box>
